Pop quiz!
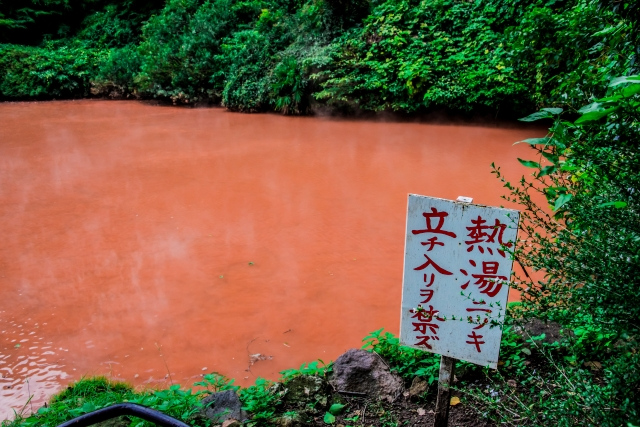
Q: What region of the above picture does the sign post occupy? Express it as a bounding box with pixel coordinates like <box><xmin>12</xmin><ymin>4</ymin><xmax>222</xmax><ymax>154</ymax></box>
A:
<box><xmin>400</xmin><ymin>194</ymin><xmax>519</xmax><ymax>426</ymax></box>
<box><xmin>434</xmin><ymin>355</ymin><xmax>456</xmax><ymax>427</ymax></box>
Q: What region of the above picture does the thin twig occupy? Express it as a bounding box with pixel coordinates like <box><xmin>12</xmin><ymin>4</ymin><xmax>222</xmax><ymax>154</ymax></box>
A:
<box><xmin>361</xmin><ymin>402</ymin><xmax>367</xmax><ymax>425</ymax></box>
<box><xmin>155</xmin><ymin>342</ymin><xmax>173</xmax><ymax>385</ymax></box>
<box><xmin>26</xmin><ymin>377</ymin><xmax>33</xmax><ymax>414</ymax></box>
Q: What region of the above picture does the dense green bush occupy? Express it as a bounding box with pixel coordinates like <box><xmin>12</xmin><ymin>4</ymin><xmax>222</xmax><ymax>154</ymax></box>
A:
<box><xmin>507</xmin><ymin>0</ymin><xmax>636</xmax><ymax>108</ymax></box>
<box><xmin>76</xmin><ymin>2</ymin><xmax>159</xmax><ymax>48</ymax></box>
<box><xmin>132</xmin><ymin>0</ymin><xmax>234</xmax><ymax>103</ymax></box>
<box><xmin>2</xmin><ymin>0</ymin><xmax>634</xmax><ymax>113</ymax></box>
<box><xmin>493</xmin><ymin>75</ymin><xmax>640</xmax><ymax>425</ymax></box>
<box><xmin>0</xmin><ymin>0</ymin><xmax>162</xmax><ymax>45</ymax></box>
<box><xmin>314</xmin><ymin>0</ymin><xmax>636</xmax><ymax>115</ymax></box>
<box><xmin>92</xmin><ymin>44</ymin><xmax>142</xmax><ymax>96</ymax></box>
<box><xmin>0</xmin><ymin>41</ymin><xmax>108</xmax><ymax>99</ymax></box>
<box><xmin>129</xmin><ymin>0</ymin><xmax>341</xmax><ymax>109</ymax></box>
<box><xmin>314</xmin><ymin>0</ymin><xmax>532</xmax><ymax>114</ymax></box>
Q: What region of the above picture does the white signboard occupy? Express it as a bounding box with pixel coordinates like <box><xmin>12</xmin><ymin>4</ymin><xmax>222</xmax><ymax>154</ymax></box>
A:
<box><xmin>400</xmin><ymin>195</ymin><xmax>519</xmax><ymax>368</ymax></box>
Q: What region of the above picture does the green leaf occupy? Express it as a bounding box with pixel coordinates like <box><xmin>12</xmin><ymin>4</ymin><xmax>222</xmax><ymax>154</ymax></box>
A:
<box><xmin>575</xmin><ymin>107</ymin><xmax>618</xmax><ymax>124</ymax></box>
<box><xmin>518</xmin><ymin>158</ymin><xmax>540</xmax><ymax>168</ymax></box>
<box><xmin>597</xmin><ymin>201</ymin><xmax>627</xmax><ymax>208</ymax></box>
<box><xmin>591</xmin><ymin>25</ymin><xmax>619</xmax><ymax>37</ymax></box>
<box><xmin>622</xmin><ymin>84</ymin><xmax>640</xmax><ymax>97</ymax></box>
<box><xmin>537</xmin><ymin>165</ymin><xmax>556</xmax><ymax>177</ymax></box>
<box><xmin>577</xmin><ymin>102</ymin><xmax>605</xmax><ymax>114</ymax></box>
<box><xmin>514</xmin><ymin>137</ymin><xmax>549</xmax><ymax>145</ymax></box>
<box><xmin>329</xmin><ymin>403</ymin><xmax>346</xmax><ymax>415</ymax></box>
<box><xmin>541</xmin><ymin>151</ymin><xmax>558</xmax><ymax>163</ymax></box>
<box><xmin>521</xmin><ymin>347</ymin><xmax>532</xmax><ymax>356</ymax></box>
<box><xmin>541</xmin><ymin>107</ymin><xmax>563</xmax><ymax>115</ymax></box>
<box><xmin>518</xmin><ymin>111</ymin><xmax>553</xmax><ymax>122</ymax></box>
<box><xmin>81</xmin><ymin>402</ymin><xmax>96</xmax><ymax>413</ymax></box>
<box><xmin>596</xmin><ymin>95</ymin><xmax>623</xmax><ymax>102</ymax></box>
<box><xmin>554</xmin><ymin>193</ymin><xmax>572</xmax><ymax>211</ymax></box>
<box><xmin>608</xmin><ymin>75</ymin><xmax>640</xmax><ymax>87</ymax></box>
<box><xmin>324</xmin><ymin>412</ymin><xmax>336</xmax><ymax>424</ymax></box>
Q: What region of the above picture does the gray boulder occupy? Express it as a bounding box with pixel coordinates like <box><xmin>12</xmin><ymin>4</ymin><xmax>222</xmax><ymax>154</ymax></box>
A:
<box><xmin>201</xmin><ymin>390</ymin><xmax>248</xmax><ymax>424</ymax></box>
<box><xmin>282</xmin><ymin>375</ymin><xmax>331</xmax><ymax>409</ymax></box>
<box><xmin>329</xmin><ymin>349</ymin><xmax>403</xmax><ymax>402</ymax></box>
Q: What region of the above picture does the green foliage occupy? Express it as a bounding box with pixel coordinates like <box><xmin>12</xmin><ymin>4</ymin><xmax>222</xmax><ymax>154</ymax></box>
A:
<box><xmin>94</xmin><ymin>44</ymin><xmax>142</xmax><ymax>95</ymax></box>
<box><xmin>238</xmin><ymin>377</ymin><xmax>281</xmax><ymax>425</ymax></box>
<box><xmin>134</xmin><ymin>0</ymin><xmax>239</xmax><ymax>104</ymax></box>
<box><xmin>3</xmin><ymin>375</ymin><xmax>240</xmax><ymax>427</ymax></box>
<box><xmin>322</xmin><ymin>403</ymin><xmax>345</xmax><ymax>424</ymax></box>
<box><xmin>0</xmin><ymin>0</ymin><xmax>72</xmax><ymax>43</ymax></box>
<box><xmin>315</xmin><ymin>0</ymin><xmax>636</xmax><ymax>115</ymax></box>
<box><xmin>504</xmin><ymin>77</ymin><xmax>640</xmax><ymax>336</ymax></box>
<box><xmin>127</xmin><ymin>384</ymin><xmax>203</xmax><ymax>423</ymax></box>
<box><xmin>492</xmin><ymin>74</ymin><xmax>640</xmax><ymax>425</ymax></box>
<box><xmin>0</xmin><ymin>40</ymin><xmax>108</xmax><ymax>99</ymax></box>
<box><xmin>2</xmin><ymin>377</ymin><xmax>137</xmax><ymax>427</ymax></box>
<box><xmin>1</xmin><ymin>0</ymin><xmax>637</xmax><ymax>112</ymax></box>
<box><xmin>214</xmin><ymin>0</ymin><xmax>337</xmax><ymax>112</ymax></box>
<box><xmin>362</xmin><ymin>328</ymin><xmax>440</xmax><ymax>384</ymax></box>
<box><xmin>507</xmin><ymin>0</ymin><xmax>635</xmax><ymax>109</ymax></box>
<box><xmin>280</xmin><ymin>360</ymin><xmax>332</xmax><ymax>380</ymax></box>
<box><xmin>76</xmin><ymin>2</ymin><xmax>157</xmax><ymax>49</ymax></box>
<box><xmin>496</xmin><ymin>325</ymin><xmax>546</xmax><ymax>376</ymax></box>
<box><xmin>0</xmin><ymin>1</ymin><xmax>161</xmax><ymax>46</ymax></box>
<box><xmin>314</xmin><ymin>0</ymin><xmax>532</xmax><ymax>114</ymax></box>
<box><xmin>467</xmin><ymin>362</ymin><xmax>622</xmax><ymax>426</ymax></box>
<box><xmin>220</xmin><ymin>27</ymin><xmax>279</xmax><ymax>110</ymax></box>
<box><xmin>193</xmin><ymin>373</ymin><xmax>239</xmax><ymax>393</ymax></box>
<box><xmin>362</xmin><ymin>328</ymin><xmax>482</xmax><ymax>385</ymax></box>
<box><xmin>0</xmin><ymin>1</ymin><xmax>160</xmax><ymax>99</ymax></box>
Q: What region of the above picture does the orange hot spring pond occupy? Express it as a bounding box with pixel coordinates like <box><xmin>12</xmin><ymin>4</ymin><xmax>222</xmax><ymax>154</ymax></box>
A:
<box><xmin>0</xmin><ymin>100</ymin><xmax>541</xmax><ymax>418</ymax></box>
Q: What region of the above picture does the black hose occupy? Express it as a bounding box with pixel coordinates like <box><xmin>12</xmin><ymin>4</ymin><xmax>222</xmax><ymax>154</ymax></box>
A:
<box><xmin>57</xmin><ymin>403</ymin><xmax>191</xmax><ymax>427</ymax></box>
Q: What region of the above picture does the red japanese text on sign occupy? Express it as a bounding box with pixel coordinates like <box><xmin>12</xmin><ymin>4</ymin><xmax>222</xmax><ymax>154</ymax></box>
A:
<box><xmin>401</xmin><ymin>195</ymin><xmax>519</xmax><ymax>368</ymax></box>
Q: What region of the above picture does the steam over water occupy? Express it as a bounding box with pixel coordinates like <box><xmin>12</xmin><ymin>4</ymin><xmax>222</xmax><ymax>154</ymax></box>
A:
<box><xmin>0</xmin><ymin>100</ymin><xmax>539</xmax><ymax>418</ymax></box>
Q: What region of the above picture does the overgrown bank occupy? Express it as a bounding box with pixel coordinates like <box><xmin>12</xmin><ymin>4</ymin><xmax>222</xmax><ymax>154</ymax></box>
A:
<box><xmin>0</xmin><ymin>0</ymin><xmax>637</xmax><ymax>116</ymax></box>
<box><xmin>0</xmin><ymin>317</ymin><xmax>633</xmax><ymax>427</ymax></box>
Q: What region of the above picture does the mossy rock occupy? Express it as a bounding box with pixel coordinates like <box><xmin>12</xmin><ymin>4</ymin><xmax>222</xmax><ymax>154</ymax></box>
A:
<box><xmin>281</xmin><ymin>375</ymin><xmax>332</xmax><ymax>411</ymax></box>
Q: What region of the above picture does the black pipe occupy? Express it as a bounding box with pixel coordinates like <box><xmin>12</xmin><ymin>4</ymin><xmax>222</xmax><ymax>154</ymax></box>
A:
<box><xmin>57</xmin><ymin>403</ymin><xmax>191</xmax><ymax>427</ymax></box>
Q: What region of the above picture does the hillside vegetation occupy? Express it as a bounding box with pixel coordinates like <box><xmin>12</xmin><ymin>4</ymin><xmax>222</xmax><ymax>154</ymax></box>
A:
<box><xmin>0</xmin><ymin>0</ymin><xmax>636</xmax><ymax>115</ymax></box>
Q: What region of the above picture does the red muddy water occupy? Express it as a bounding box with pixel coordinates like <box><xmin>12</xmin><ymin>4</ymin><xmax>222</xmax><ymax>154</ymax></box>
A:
<box><xmin>0</xmin><ymin>100</ymin><xmax>540</xmax><ymax>418</ymax></box>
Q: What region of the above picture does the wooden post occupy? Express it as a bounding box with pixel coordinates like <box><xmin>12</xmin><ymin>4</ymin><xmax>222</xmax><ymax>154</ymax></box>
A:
<box><xmin>433</xmin><ymin>355</ymin><xmax>456</xmax><ymax>427</ymax></box>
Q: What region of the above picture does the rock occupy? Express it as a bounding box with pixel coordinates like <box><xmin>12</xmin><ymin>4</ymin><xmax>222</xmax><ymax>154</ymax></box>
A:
<box><xmin>516</xmin><ymin>318</ymin><xmax>567</xmax><ymax>345</ymax></box>
<box><xmin>408</xmin><ymin>377</ymin><xmax>428</xmax><ymax>398</ymax></box>
<box><xmin>201</xmin><ymin>390</ymin><xmax>248</xmax><ymax>423</ymax></box>
<box><xmin>282</xmin><ymin>375</ymin><xmax>331</xmax><ymax>410</ymax></box>
<box><xmin>329</xmin><ymin>349</ymin><xmax>403</xmax><ymax>402</ymax></box>
<box><xmin>221</xmin><ymin>420</ymin><xmax>241</xmax><ymax>427</ymax></box>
